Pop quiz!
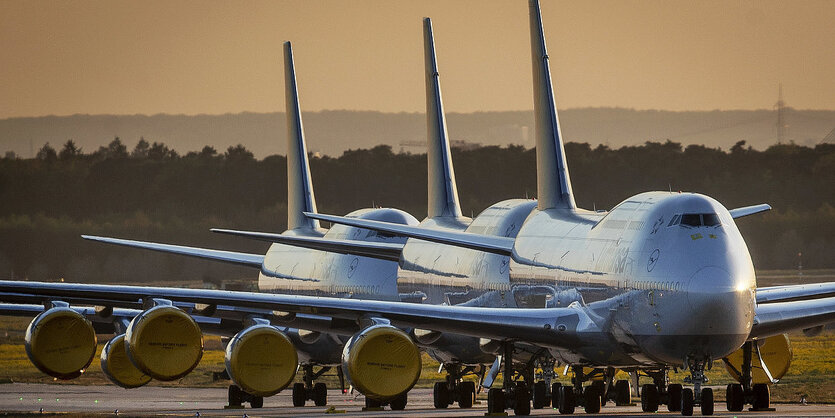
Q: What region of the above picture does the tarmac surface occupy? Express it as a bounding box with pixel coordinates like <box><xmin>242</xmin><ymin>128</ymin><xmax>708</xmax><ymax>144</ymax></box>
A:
<box><xmin>1</xmin><ymin>383</ymin><xmax>833</xmax><ymax>417</ymax></box>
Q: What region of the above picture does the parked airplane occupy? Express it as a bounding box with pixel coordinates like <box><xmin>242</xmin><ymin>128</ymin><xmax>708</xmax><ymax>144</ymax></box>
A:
<box><xmin>3</xmin><ymin>1</ymin><xmax>835</xmax><ymax>417</ymax></box>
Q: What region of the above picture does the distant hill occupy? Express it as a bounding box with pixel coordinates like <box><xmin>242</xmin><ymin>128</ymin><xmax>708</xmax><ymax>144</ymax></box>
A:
<box><xmin>2</xmin><ymin>108</ymin><xmax>834</xmax><ymax>158</ymax></box>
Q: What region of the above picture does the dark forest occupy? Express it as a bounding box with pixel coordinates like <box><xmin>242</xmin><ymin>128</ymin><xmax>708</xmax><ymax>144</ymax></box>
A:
<box><xmin>1</xmin><ymin>138</ymin><xmax>833</xmax><ymax>283</ymax></box>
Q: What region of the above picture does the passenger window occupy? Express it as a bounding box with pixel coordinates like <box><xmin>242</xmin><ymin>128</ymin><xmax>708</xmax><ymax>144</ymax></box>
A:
<box><xmin>703</xmin><ymin>213</ymin><xmax>721</xmax><ymax>226</ymax></box>
<box><xmin>680</xmin><ymin>214</ymin><xmax>701</xmax><ymax>227</ymax></box>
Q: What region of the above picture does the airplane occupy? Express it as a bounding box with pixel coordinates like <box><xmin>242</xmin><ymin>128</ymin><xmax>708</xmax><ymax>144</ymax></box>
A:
<box><xmin>3</xmin><ymin>0</ymin><xmax>835</xmax><ymax>416</ymax></box>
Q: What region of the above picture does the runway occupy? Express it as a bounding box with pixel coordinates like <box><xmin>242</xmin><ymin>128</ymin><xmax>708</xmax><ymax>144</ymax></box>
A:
<box><xmin>1</xmin><ymin>383</ymin><xmax>833</xmax><ymax>417</ymax></box>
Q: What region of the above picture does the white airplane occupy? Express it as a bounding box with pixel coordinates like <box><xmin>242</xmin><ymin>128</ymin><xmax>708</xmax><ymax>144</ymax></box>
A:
<box><xmin>3</xmin><ymin>0</ymin><xmax>835</xmax><ymax>416</ymax></box>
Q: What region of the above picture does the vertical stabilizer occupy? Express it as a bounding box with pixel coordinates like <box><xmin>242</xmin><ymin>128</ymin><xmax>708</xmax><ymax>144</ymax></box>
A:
<box><xmin>283</xmin><ymin>42</ymin><xmax>320</xmax><ymax>231</ymax></box>
<box><xmin>529</xmin><ymin>0</ymin><xmax>576</xmax><ymax>210</ymax></box>
<box><xmin>423</xmin><ymin>18</ymin><xmax>463</xmax><ymax>219</ymax></box>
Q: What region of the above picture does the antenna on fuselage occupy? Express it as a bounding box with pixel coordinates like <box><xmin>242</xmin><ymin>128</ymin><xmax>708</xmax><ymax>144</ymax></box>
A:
<box><xmin>283</xmin><ymin>41</ymin><xmax>320</xmax><ymax>231</ymax></box>
<box><xmin>423</xmin><ymin>17</ymin><xmax>463</xmax><ymax>219</ymax></box>
<box><xmin>529</xmin><ymin>0</ymin><xmax>576</xmax><ymax>211</ymax></box>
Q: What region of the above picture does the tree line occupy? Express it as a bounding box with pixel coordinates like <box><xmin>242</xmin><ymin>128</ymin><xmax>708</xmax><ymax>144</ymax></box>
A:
<box><xmin>1</xmin><ymin>137</ymin><xmax>833</xmax><ymax>283</ymax></box>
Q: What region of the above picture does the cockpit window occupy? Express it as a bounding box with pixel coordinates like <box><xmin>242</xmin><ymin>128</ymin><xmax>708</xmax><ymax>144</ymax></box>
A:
<box><xmin>672</xmin><ymin>213</ymin><xmax>722</xmax><ymax>228</ymax></box>
<box><xmin>680</xmin><ymin>214</ymin><xmax>702</xmax><ymax>227</ymax></box>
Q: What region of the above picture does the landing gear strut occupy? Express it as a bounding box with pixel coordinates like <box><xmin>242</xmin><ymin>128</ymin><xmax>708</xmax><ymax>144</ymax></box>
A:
<box><xmin>432</xmin><ymin>364</ymin><xmax>476</xmax><ymax>409</ymax></box>
<box><xmin>291</xmin><ymin>365</ymin><xmax>330</xmax><ymax>407</ymax></box>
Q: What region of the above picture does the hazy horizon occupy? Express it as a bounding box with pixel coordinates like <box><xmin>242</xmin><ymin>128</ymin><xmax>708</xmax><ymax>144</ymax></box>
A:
<box><xmin>2</xmin><ymin>0</ymin><xmax>834</xmax><ymax>119</ymax></box>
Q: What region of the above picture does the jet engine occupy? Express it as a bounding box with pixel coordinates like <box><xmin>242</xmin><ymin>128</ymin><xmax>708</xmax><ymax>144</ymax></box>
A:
<box><xmin>125</xmin><ymin>305</ymin><xmax>203</xmax><ymax>381</ymax></box>
<box><xmin>724</xmin><ymin>334</ymin><xmax>792</xmax><ymax>384</ymax></box>
<box><xmin>25</xmin><ymin>307</ymin><xmax>97</xmax><ymax>379</ymax></box>
<box><xmin>225</xmin><ymin>324</ymin><xmax>298</xmax><ymax>397</ymax></box>
<box><xmin>101</xmin><ymin>334</ymin><xmax>151</xmax><ymax>388</ymax></box>
<box><xmin>342</xmin><ymin>324</ymin><xmax>421</xmax><ymax>401</ymax></box>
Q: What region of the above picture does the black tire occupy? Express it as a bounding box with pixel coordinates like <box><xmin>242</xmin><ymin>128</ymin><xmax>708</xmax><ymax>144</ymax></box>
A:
<box><xmin>668</xmin><ymin>383</ymin><xmax>683</xmax><ymax>412</ymax></box>
<box><xmin>390</xmin><ymin>393</ymin><xmax>407</xmax><ymax>411</ymax></box>
<box><xmin>487</xmin><ymin>388</ymin><xmax>505</xmax><ymax>414</ymax></box>
<box><xmin>458</xmin><ymin>381</ymin><xmax>475</xmax><ymax>409</ymax></box>
<box><xmin>513</xmin><ymin>382</ymin><xmax>531</xmax><ymax>416</ymax></box>
<box><xmin>584</xmin><ymin>385</ymin><xmax>602</xmax><ymax>414</ymax></box>
<box><xmin>558</xmin><ymin>386</ymin><xmax>575</xmax><ymax>415</ymax></box>
<box><xmin>701</xmin><ymin>388</ymin><xmax>714</xmax><ymax>416</ymax></box>
<box><xmin>726</xmin><ymin>383</ymin><xmax>744</xmax><ymax>412</ymax></box>
<box><xmin>227</xmin><ymin>385</ymin><xmax>243</xmax><ymax>407</ymax></box>
<box><xmin>433</xmin><ymin>382</ymin><xmax>449</xmax><ymax>409</ymax></box>
<box><xmin>752</xmin><ymin>383</ymin><xmax>770</xmax><ymax>410</ymax></box>
<box><xmin>681</xmin><ymin>388</ymin><xmax>694</xmax><ymax>416</ymax></box>
<box><xmin>313</xmin><ymin>382</ymin><xmax>327</xmax><ymax>406</ymax></box>
<box><xmin>532</xmin><ymin>381</ymin><xmax>547</xmax><ymax>409</ymax></box>
<box><xmin>365</xmin><ymin>397</ymin><xmax>383</xmax><ymax>409</ymax></box>
<box><xmin>641</xmin><ymin>384</ymin><xmax>659</xmax><ymax>412</ymax></box>
<box><xmin>615</xmin><ymin>379</ymin><xmax>631</xmax><ymax>406</ymax></box>
<box><xmin>591</xmin><ymin>380</ymin><xmax>607</xmax><ymax>407</ymax></box>
<box><xmin>551</xmin><ymin>382</ymin><xmax>562</xmax><ymax>409</ymax></box>
<box><xmin>292</xmin><ymin>383</ymin><xmax>306</xmax><ymax>407</ymax></box>
<box><xmin>249</xmin><ymin>396</ymin><xmax>263</xmax><ymax>409</ymax></box>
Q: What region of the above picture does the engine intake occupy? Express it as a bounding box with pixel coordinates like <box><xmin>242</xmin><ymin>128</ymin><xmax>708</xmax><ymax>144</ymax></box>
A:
<box><xmin>125</xmin><ymin>305</ymin><xmax>203</xmax><ymax>381</ymax></box>
<box><xmin>25</xmin><ymin>307</ymin><xmax>97</xmax><ymax>380</ymax></box>
<box><xmin>225</xmin><ymin>324</ymin><xmax>298</xmax><ymax>397</ymax></box>
<box><xmin>101</xmin><ymin>334</ymin><xmax>151</xmax><ymax>388</ymax></box>
<box><xmin>342</xmin><ymin>324</ymin><xmax>421</xmax><ymax>401</ymax></box>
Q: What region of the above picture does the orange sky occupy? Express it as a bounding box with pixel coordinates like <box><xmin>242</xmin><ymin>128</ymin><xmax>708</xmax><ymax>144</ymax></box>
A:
<box><xmin>1</xmin><ymin>0</ymin><xmax>833</xmax><ymax>118</ymax></box>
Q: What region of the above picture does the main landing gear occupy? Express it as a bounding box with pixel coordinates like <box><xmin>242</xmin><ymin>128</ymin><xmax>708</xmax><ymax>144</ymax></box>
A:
<box><xmin>227</xmin><ymin>385</ymin><xmax>263</xmax><ymax>409</ymax></box>
<box><xmin>432</xmin><ymin>364</ymin><xmax>476</xmax><ymax>409</ymax></box>
<box><xmin>291</xmin><ymin>365</ymin><xmax>338</xmax><ymax>407</ymax></box>
<box><xmin>723</xmin><ymin>341</ymin><xmax>774</xmax><ymax>412</ymax></box>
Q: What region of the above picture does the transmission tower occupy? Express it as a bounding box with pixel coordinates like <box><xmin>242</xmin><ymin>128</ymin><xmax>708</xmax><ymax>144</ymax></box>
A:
<box><xmin>775</xmin><ymin>83</ymin><xmax>788</xmax><ymax>144</ymax></box>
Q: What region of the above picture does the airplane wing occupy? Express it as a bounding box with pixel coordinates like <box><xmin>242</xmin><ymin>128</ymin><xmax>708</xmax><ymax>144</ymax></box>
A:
<box><xmin>304</xmin><ymin>212</ymin><xmax>515</xmax><ymax>256</ymax></box>
<box><xmin>0</xmin><ymin>280</ymin><xmax>589</xmax><ymax>348</ymax></box>
<box><xmin>729</xmin><ymin>204</ymin><xmax>771</xmax><ymax>219</ymax></box>
<box><xmin>81</xmin><ymin>235</ymin><xmax>264</xmax><ymax>268</ymax></box>
<box><xmin>210</xmin><ymin>228</ymin><xmax>403</xmax><ymax>262</ymax></box>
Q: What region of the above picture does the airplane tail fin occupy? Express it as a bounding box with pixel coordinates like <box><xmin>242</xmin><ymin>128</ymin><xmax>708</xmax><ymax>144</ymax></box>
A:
<box><xmin>529</xmin><ymin>0</ymin><xmax>576</xmax><ymax>210</ymax></box>
<box><xmin>283</xmin><ymin>41</ymin><xmax>320</xmax><ymax>231</ymax></box>
<box><xmin>423</xmin><ymin>18</ymin><xmax>463</xmax><ymax>219</ymax></box>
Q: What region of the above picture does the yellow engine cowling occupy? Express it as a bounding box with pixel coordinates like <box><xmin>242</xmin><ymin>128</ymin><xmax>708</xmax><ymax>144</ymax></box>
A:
<box><xmin>101</xmin><ymin>334</ymin><xmax>152</xmax><ymax>389</ymax></box>
<box><xmin>225</xmin><ymin>324</ymin><xmax>298</xmax><ymax>397</ymax></box>
<box><xmin>125</xmin><ymin>305</ymin><xmax>203</xmax><ymax>381</ymax></box>
<box><xmin>24</xmin><ymin>307</ymin><xmax>97</xmax><ymax>380</ymax></box>
<box><xmin>724</xmin><ymin>334</ymin><xmax>792</xmax><ymax>385</ymax></box>
<box><xmin>341</xmin><ymin>324</ymin><xmax>421</xmax><ymax>401</ymax></box>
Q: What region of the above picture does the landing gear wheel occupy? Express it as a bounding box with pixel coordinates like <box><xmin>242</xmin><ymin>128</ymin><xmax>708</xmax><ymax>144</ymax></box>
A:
<box><xmin>641</xmin><ymin>384</ymin><xmax>659</xmax><ymax>412</ymax></box>
<box><xmin>584</xmin><ymin>385</ymin><xmax>602</xmax><ymax>414</ymax></box>
<box><xmin>513</xmin><ymin>382</ymin><xmax>531</xmax><ymax>416</ymax></box>
<box><xmin>591</xmin><ymin>380</ymin><xmax>607</xmax><ymax>407</ymax></box>
<box><xmin>227</xmin><ymin>385</ymin><xmax>243</xmax><ymax>407</ymax></box>
<box><xmin>667</xmin><ymin>383</ymin><xmax>682</xmax><ymax>412</ymax></box>
<box><xmin>615</xmin><ymin>379</ymin><xmax>631</xmax><ymax>405</ymax></box>
<box><xmin>458</xmin><ymin>381</ymin><xmax>475</xmax><ymax>409</ymax></box>
<box><xmin>701</xmin><ymin>387</ymin><xmax>714</xmax><ymax>416</ymax></box>
<box><xmin>292</xmin><ymin>382</ymin><xmax>306</xmax><ymax>407</ymax></box>
<box><xmin>390</xmin><ymin>393</ymin><xmax>407</xmax><ymax>411</ymax></box>
<box><xmin>752</xmin><ymin>383</ymin><xmax>770</xmax><ymax>410</ymax></box>
<box><xmin>681</xmin><ymin>388</ymin><xmax>694</xmax><ymax>416</ymax></box>
<box><xmin>557</xmin><ymin>386</ymin><xmax>575</xmax><ymax>415</ymax></box>
<box><xmin>433</xmin><ymin>382</ymin><xmax>450</xmax><ymax>409</ymax></box>
<box><xmin>249</xmin><ymin>396</ymin><xmax>263</xmax><ymax>409</ymax></box>
<box><xmin>725</xmin><ymin>383</ymin><xmax>744</xmax><ymax>412</ymax></box>
<box><xmin>532</xmin><ymin>381</ymin><xmax>547</xmax><ymax>409</ymax></box>
<box><xmin>551</xmin><ymin>382</ymin><xmax>562</xmax><ymax>409</ymax></box>
<box><xmin>487</xmin><ymin>388</ymin><xmax>505</xmax><ymax>414</ymax></box>
<box><xmin>312</xmin><ymin>382</ymin><xmax>327</xmax><ymax>406</ymax></box>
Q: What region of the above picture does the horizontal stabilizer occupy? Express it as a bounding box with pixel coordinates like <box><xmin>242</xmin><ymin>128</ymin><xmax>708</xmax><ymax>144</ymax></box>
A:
<box><xmin>729</xmin><ymin>204</ymin><xmax>771</xmax><ymax>219</ymax></box>
<box><xmin>304</xmin><ymin>212</ymin><xmax>515</xmax><ymax>256</ymax></box>
<box><xmin>210</xmin><ymin>228</ymin><xmax>403</xmax><ymax>262</ymax></box>
<box><xmin>81</xmin><ymin>235</ymin><xmax>264</xmax><ymax>268</ymax></box>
